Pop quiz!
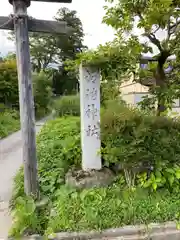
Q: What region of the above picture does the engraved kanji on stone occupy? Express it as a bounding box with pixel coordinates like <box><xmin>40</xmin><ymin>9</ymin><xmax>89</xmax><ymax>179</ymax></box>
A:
<box><xmin>86</xmin><ymin>123</ymin><xmax>100</xmax><ymax>139</ymax></box>
<box><xmin>85</xmin><ymin>88</ymin><xmax>98</xmax><ymax>101</ymax></box>
<box><xmin>84</xmin><ymin>68</ymin><xmax>98</xmax><ymax>83</ymax></box>
<box><xmin>85</xmin><ymin>104</ymin><xmax>98</xmax><ymax>120</ymax></box>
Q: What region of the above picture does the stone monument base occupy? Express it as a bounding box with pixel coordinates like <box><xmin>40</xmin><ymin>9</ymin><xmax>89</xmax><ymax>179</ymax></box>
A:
<box><xmin>65</xmin><ymin>168</ymin><xmax>115</xmax><ymax>189</ymax></box>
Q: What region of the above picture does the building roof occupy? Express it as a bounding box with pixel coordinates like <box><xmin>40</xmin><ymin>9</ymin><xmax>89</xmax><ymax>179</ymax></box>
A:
<box><xmin>141</xmin><ymin>54</ymin><xmax>176</xmax><ymax>62</ymax></box>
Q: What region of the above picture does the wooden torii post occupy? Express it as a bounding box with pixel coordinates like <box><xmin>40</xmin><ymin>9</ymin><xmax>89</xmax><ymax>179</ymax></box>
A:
<box><xmin>0</xmin><ymin>0</ymin><xmax>72</xmax><ymax>197</ymax></box>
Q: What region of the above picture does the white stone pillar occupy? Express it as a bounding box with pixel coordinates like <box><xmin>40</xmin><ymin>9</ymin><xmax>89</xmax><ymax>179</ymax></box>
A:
<box><xmin>79</xmin><ymin>64</ymin><xmax>102</xmax><ymax>171</ymax></box>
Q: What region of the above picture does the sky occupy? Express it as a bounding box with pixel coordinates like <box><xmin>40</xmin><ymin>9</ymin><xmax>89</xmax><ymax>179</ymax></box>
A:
<box><xmin>0</xmin><ymin>0</ymin><xmax>115</xmax><ymax>56</ymax></box>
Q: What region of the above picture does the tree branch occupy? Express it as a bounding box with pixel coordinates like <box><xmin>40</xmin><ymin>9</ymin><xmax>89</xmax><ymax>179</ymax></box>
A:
<box><xmin>169</xmin><ymin>18</ymin><xmax>180</xmax><ymax>34</ymax></box>
<box><xmin>153</xmin><ymin>26</ymin><xmax>160</xmax><ymax>35</ymax></box>
<box><xmin>144</xmin><ymin>33</ymin><xmax>163</xmax><ymax>52</ymax></box>
<box><xmin>166</xmin><ymin>17</ymin><xmax>172</xmax><ymax>42</ymax></box>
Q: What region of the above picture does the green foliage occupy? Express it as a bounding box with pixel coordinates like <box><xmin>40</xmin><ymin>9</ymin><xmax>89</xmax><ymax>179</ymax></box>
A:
<box><xmin>12</xmin><ymin>101</ymin><xmax>180</xmax><ymax>199</ymax></box>
<box><xmin>103</xmin><ymin>0</ymin><xmax>179</xmax><ymax>44</ymax></box>
<box><xmin>0</xmin><ymin>108</ymin><xmax>20</xmax><ymax>138</ymax></box>
<box><xmin>32</xmin><ymin>71</ymin><xmax>53</xmax><ymax>118</ymax></box>
<box><xmin>52</xmin><ymin>68</ymin><xmax>78</xmax><ymax>96</ymax></box>
<box><xmin>9</xmin><ymin>196</ymin><xmax>44</xmax><ymax>237</ymax></box>
<box><xmin>37</xmin><ymin>117</ymin><xmax>81</xmax><ymax>196</ymax></box>
<box><xmin>55</xmin><ymin>7</ymin><xmax>87</xmax><ymax>60</ymax></box>
<box><xmin>103</xmin><ymin>0</ymin><xmax>180</xmax><ymax>115</ymax></box>
<box><xmin>10</xmin><ymin>117</ymin><xmax>81</xmax><ymax>236</ymax></box>
<box><xmin>137</xmin><ymin>163</ymin><xmax>180</xmax><ymax>192</ymax></box>
<box><xmin>0</xmin><ymin>58</ymin><xmax>53</xmax><ymax>119</ymax></box>
<box><xmin>10</xmin><ymin>110</ymin><xmax>180</xmax><ymax>236</ymax></box>
<box><xmin>66</xmin><ymin>37</ymin><xmax>141</xmax><ymax>83</ymax></box>
<box><xmin>101</xmin><ymin>100</ymin><xmax>180</xmax><ymax>190</ymax></box>
<box><xmin>101</xmin><ymin>81</ymin><xmax>121</xmax><ymax>106</ymax></box>
<box><xmin>47</xmin><ymin>187</ymin><xmax>180</xmax><ymax>233</ymax></box>
<box><xmin>54</xmin><ymin>95</ymin><xmax>80</xmax><ymax>117</ymax></box>
<box><xmin>0</xmin><ymin>60</ymin><xmax>19</xmax><ymax>108</ymax></box>
<box><xmin>9</xmin><ymin>7</ymin><xmax>86</xmax><ymax>99</ymax></box>
<box><xmin>11</xmin><ymin>117</ymin><xmax>81</xmax><ymax>204</ymax></box>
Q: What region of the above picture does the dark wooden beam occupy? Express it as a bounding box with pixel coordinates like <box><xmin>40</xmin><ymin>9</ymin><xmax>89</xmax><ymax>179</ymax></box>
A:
<box><xmin>9</xmin><ymin>0</ymin><xmax>72</xmax><ymax>7</ymax></box>
<box><xmin>32</xmin><ymin>0</ymin><xmax>72</xmax><ymax>2</ymax></box>
<box><xmin>0</xmin><ymin>16</ymin><xmax>72</xmax><ymax>34</ymax></box>
<box><xmin>9</xmin><ymin>0</ymin><xmax>30</xmax><ymax>7</ymax></box>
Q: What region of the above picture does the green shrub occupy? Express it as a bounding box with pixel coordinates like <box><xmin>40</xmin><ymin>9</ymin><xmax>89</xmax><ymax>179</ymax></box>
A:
<box><xmin>9</xmin><ymin>196</ymin><xmax>45</xmax><ymax>237</ymax></box>
<box><xmin>0</xmin><ymin>109</ymin><xmax>20</xmax><ymax>138</ymax></box>
<box><xmin>32</xmin><ymin>72</ymin><xmax>53</xmax><ymax>119</ymax></box>
<box><xmin>0</xmin><ymin>60</ymin><xmax>19</xmax><ymax>108</ymax></box>
<box><xmin>54</xmin><ymin>95</ymin><xmax>80</xmax><ymax>117</ymax></box>
<box><xmin>0</xmin><ymin>60</ymin><xmax>52</xmax><ymax>119</ymax></box>
<box><xmin>10</xmin><ymin>108</ymin><xmax>180</xmax><ymax>236</ymax></box>
<box><xmin>37</xmin><ymin>117</ymin><xmax>81</xmax><ymax>196</ymax></box>
<box><xmin>137</xmin><ymin>164</ymin><xmax>180</xmax><ymax>192</ymax></box>
<box><xmin>100</xmin><ymin>81</ymin><xmax>120</xmax><ymax>107</ymax></box>
<box><xmin>12</xmin><ymin>101</ymin><xmax>180</xmax><ymax>200</ymax></box>
<box><xmin>101</xmin><ymin>100</ymin><xmax>180</xmax><ymax>190</ymax></box>
<box><xmin>101</xmin><ymin>100</ymin><xmax>180</xmax><ymax>166</ymax></box>
<box><xmin>11</xmin><ymin>117</ymin><xmax>81</xmax><ymax>207</ymax></box>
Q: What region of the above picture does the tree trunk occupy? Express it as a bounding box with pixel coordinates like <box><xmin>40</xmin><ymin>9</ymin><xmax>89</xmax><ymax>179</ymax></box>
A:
<box><xmin>155</xmin><ymin>51</ymin><xmax>170</xmax><ymax>116</ymax></box>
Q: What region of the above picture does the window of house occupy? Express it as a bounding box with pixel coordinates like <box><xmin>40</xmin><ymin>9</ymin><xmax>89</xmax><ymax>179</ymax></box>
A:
<box><xmin>134</xmin><ymin>93</ymin><xmax>149</xmax><ymax>105</ymax></box>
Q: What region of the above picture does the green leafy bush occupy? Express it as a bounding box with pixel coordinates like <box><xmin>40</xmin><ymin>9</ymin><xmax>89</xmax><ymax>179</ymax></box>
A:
<box><xmin>10</xmin><ymin>109</ymin><xmax>180</xmax><ymax>236</ymax></box>
<box><xmin>0</xmin><ymin>60</ymin><xmax>19</xmax><ymax>108</ymax></box>
<box><xmin>54</xmin><ymin>95</ymin><xmax>80</xmax><ymax>117</ymax></box>
<box><xmin>137</xmin><ymin>163</ymin><xmax>180</xmax><ymax>192</ymax></box>
<box><xmin>101</xmin><ymin>100</ymin><xmax>180</xmax><ymax>172</ymax></box>
<box><xmin>0</xmin><ymin>60</ymin><xmax>52</xmax><ymax>119</ymax></box>
<box><xmin>32</xmin><ymin>71</ymin><xmax>53</xmax><ymax>119</ymax></box>
<box><xmin>37</xmin><ymin>117</ymin><xmax>81</xmax><ymax>196</ymax></box>
<box><xmin>11</xmin><ymin>117</ymin><xmax>81</xmax><ymax>207</ymax></box>
<box><xmin>100</xmin><ymin>81</ymin><xmax>121</xmax><ymax>107</ymax></box>
<box><xmin>0</xmin><ymin>109</ymin><xmax>20</xmax><ymax>138</ymax></box>
<box><xmin>9</xmin><ymin>196</ymin><xmax>45</xmax><ymax>237</ymax></box>
<box><xmin>12</xmin><ymin>101</ymin><xmax>180</xmax><ymax>200</ymax></box>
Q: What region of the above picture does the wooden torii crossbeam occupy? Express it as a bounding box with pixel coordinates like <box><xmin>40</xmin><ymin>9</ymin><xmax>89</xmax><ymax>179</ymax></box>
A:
<box><xmin>0</xmin><ymin>16</ymin><xmax>71</xmax><ymax>34</ymax></box>
<box><xmin>0</xmin><ymin>0</ymin><xmax>72</xmax><ymax>197</ymax></box>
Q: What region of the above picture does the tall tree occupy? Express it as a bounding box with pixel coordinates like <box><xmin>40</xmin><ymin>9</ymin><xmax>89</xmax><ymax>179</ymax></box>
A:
<box><xmin>103</xmin><ymin>0</ymin><xmax>180</xmax><ymax>115</ymax></box>
<box><xmin>55</xmin><ymin>7</ymin><xmax>86</xmax><ymax>61</ymax></box>
<box><xmin>52</xmin><ymin>7</ymin><xmax>87</xmax><ymax>95</ymax></box>
<box><xmin>9</xmin><ymin>7</ymin><xmax>86</xmax><ymax>72</ymax></box>
<box><xmin>29</xmin><ymin>33</ymin><xmax>60</xmax><ymax>73</ymax></box>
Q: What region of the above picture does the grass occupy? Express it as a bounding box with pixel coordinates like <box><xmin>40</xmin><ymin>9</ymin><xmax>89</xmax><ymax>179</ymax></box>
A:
<box><xmin>46</xmin><ymin>185</ymin><xmax>180</xmax><ymax>234</ymax></box>
<box><xmin>53</xmin><ymin>95</ymin><xmax>80</xmax><ymax>117</ymax></box>
<box><xmin>10</xmin><ymin>182</ymin><xmax>180</xmax><ymax>237</ymax></box>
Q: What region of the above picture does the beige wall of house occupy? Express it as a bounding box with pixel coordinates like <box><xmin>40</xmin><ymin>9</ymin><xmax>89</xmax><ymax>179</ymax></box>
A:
<box><xmin>120</xmin><ymin>76</ymin><xmax>180</xmax><ymax>116</ymax></box>
<box><xmin>120</xmin><ymin>75</ymin><xmax>149</xmax><ymax>105</ymax></box>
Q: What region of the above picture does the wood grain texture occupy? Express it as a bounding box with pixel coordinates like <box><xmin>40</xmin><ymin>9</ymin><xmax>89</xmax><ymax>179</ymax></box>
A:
<box><xmin>13</xmin><ymin>0</ymin><xmax>38</xmax><ymax>196</ymax></box>
<box><xmin>0</xmin><ymin>16</ymin><xmax>71</xmax><ymax>34</ymax></box>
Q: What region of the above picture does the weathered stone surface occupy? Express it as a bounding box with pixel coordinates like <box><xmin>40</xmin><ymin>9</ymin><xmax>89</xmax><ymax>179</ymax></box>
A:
<box><xmin>49</xmin><ymin>222</ymin><xmax>180</xmax><ymax>240</ymax></box>
<box><xmin>16</xmin><ymin>221</ymin><xmax>180</xmax><ymax>240</ymax></box>
<box><xmin>79</xmin><ymin>65</ymin><xmax>101</xmax><ymax>171</ymax></box>
<box><xmin>65</xmin><ymin>168</ymin><xmax>115</xmax><ymax>189</ymax></box>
